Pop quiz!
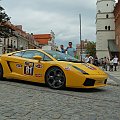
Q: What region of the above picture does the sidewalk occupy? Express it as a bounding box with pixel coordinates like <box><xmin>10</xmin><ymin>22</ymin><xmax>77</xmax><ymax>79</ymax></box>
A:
<box><xmin>105</xmin><ymin>67</ymin><xmax>120</xmax><ymax>86</ymax></box>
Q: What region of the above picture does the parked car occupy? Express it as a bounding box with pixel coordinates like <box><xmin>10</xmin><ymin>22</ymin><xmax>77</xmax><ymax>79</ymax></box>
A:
<box><xmin>0</xmin><ymin>49</ymin><xmax>108</xmax><ymax>89</ymax></box>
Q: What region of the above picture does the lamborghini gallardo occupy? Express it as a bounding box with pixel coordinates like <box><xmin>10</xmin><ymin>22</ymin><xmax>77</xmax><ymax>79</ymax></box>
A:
<box><xmin>0</xmin><ymin>49</ymin><xmax>108</xmax><ymax>89</ymax></box>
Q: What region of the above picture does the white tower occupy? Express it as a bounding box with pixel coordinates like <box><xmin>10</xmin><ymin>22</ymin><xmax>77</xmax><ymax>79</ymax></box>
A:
<box><xmin>96</xmin><ymin>0</ymin><xmax>115</xmax><ymax>58</ymax></box>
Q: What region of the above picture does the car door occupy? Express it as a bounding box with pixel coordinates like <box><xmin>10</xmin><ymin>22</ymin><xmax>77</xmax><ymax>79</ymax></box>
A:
<box><xmin>21</xmin><ymin>50</ymin><xmax>53</xmax><ymax>83</ymax></box>
<box><xmin>2</xmin><ymin>51</ymin><xmax>25</xmax><ymax>79</ymax></box>
<box><xmin>4</xmin><ymin>50</ymin><xmax>52</xmax><ymax>83</ymax></box>
<box><xmin>20</xmin><ymin>50</ymin><xmax>46</xmax><ymax>82</ymax></box>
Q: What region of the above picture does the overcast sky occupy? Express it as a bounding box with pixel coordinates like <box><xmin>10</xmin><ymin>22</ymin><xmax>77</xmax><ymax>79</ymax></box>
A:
<box><xmin>1</xmin><ymin>0</ymin><xmax>99</xmax><ymax>47</ymax></box>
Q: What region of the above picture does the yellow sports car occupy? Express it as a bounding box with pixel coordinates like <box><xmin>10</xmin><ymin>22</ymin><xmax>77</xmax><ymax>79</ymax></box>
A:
<box><xmin>0</xmin><ymin>49</ymin><xmax>108</xmax><ymax>89</ymax></box>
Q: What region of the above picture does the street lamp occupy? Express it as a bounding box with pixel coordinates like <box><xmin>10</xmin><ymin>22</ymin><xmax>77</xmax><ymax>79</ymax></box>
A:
<box><xmin>79</xmin><ymin>14</ymin><xmax>82</xmax><ymax>62</ymax></box>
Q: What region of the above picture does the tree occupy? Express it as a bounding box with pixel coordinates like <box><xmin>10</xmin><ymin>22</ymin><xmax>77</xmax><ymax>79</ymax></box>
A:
<box><xmin>0</xmin><ymin>6</ymin><xmax>10</xmax><ymax>24</ymax></box>
<box><xmin>0</xmin><ymin>5</ymin><xmax>12</xmax><ymax>38</ymax></box>
<box><xmin>86</xmin><ymin>41</ymin><xmax>96</xmax><ymax>57</ymax></box>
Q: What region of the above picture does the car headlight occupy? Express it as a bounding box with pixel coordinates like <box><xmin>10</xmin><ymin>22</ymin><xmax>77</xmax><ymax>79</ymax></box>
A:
<box><xmin>72</xmin><ymin>65</ymin><xmax>89</xmax><ymax>75</ymax></box>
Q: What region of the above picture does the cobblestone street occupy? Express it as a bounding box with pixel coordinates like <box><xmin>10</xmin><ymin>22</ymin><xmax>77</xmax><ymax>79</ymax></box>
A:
<box><xmin>0</xmin><ymin>68</ymin><xmax>120</xmax><ymax>120</ymax></box>
<box><xmin>1</xmin><ymin>0</ymin><xmax>120</xmax><ymax>119</ymax></box>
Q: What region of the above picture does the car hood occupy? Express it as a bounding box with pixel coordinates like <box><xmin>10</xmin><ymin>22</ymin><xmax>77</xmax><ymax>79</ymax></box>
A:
<box><xmin>68</xmin><ymin>62</ymin><xmax>106</xmax><ymax>75</ymax></box>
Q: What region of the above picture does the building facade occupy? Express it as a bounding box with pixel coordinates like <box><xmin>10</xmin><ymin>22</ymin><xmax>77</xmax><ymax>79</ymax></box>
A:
<box><xmin>96</xmin><ymin>0</ymin><xmax>116</xmax><ymax>59</ymax></box>
<box><xmin>0</xmin><ymin>23</ymin><xmax>40</xmax><ymax>54</ymax></box>
<box><xmin>114</xmin><ymin>0</ymin><xmax>120</xmax><ymax>60</ymax></box>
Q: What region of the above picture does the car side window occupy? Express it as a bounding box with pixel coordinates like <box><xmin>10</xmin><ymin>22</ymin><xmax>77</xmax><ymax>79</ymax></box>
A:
<box><xmin>22</xmin><ymin>50</ymin><xmax>36</xmax><ymax>59</ymax></box>
<box><xmin>34</xmin><ymin>51</ymin><xmax>52</xmax><ymax>61</ymax></box>
<box><xmin>34</xmin><ymin>51</ymin><xmax>44</xmax><ymax>60</ymax></box>
<box><xmin>12</xmin><ymin>51</ymin><xmax>25</xmax><ymax>57</ymax></box>
<box><xmin>44</xmin><ymin>55</ymin><xmax>52</xmax><ymax>61</ymax></box>
<box><xmin>21</xmin><ymin>50</ymin><xmax>52</xmax><ymax>61</ymax></box>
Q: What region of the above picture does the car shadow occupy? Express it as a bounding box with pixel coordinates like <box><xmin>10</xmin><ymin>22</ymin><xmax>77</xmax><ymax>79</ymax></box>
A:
<box><xmin>1</xmin><ymin>78</ymin><xmax>107</xmax><ymax>93</ymax></box>
<box><xmin>1</xmin><ymin>78</ymin><xmax>46</xmax><ymax>87</ymax></box>
<box><xmin>64</xmin><ymin>87</ymin><xmax>107</xmax><ymax>93</ymax></box>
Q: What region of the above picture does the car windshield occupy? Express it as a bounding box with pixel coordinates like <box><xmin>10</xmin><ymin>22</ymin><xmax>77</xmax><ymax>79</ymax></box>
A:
<box><xmin>44</xmin><ymin>50</ymin><xmax>80</xmax><ymax>62</ymax></box>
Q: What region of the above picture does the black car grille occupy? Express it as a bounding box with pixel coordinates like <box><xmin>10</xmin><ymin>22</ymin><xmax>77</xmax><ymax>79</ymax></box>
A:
<box><xmin>83</xmin><ymin>78</ymin><xmax>95</xmax><ymax>86</ymax></box>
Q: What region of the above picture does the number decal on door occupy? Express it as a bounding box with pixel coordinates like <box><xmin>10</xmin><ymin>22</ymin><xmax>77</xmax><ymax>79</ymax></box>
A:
<box><xmin>24</xmin><ymin>62</ymin><xmax>34</xmax><ymax>75</ymax></box>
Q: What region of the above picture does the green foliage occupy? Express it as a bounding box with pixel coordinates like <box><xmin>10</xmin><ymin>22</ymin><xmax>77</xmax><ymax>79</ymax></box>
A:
<box><xmin>86</xmin><ymin>41</ymin><xmax>96</xmax><ymax>57</ymax></box>
<box><xmin>0</xmin><ymin>6</ymin><xmax>10</xmax><ymax>23</ymax></box>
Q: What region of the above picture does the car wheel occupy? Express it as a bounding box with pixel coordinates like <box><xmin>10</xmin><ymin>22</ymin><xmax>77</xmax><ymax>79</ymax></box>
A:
<box><xmin>0</xmin><ymin>64</ymin><xmax>3</xmax><ymax>79</ymax></box>
<box><xmin>45</xmin><ymin>67</ymin><xmax>66</xmax><ymax>89</ymax></box>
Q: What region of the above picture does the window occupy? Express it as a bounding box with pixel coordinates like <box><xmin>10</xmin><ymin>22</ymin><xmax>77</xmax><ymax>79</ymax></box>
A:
<box><xmin>21</xmin><ymin>50</ymin><xmax>52</xmax><ymax>61</ymax></box>
<box><xmin>34</xmin><ymin>51</ymin><xmax>52</xmax><ymax>61</ymax></box>
<box><xmin>22</xmin><ymin>50</ymin><xmax>38</xmax><ymax>59</ymax></box>
<box><xmin>107</xmin><ymin>4</ymin><xmax>108</xmax><ymax>6</ymax></box>
<box><xmin>44</xmin><ymin>55</ymin><xmax>52</xmax><ymax>61</ymax></box>
<box><xmin>12</xmin><ymin>51</ymin><xmax>25</xmax><ymax>57</ymax></box>
<box><xmin>108</xmin><ymin>26</ymin><xmax>110</xmax><ymax>30</ymax></box>
<box><xmin>106</xmin><ymin>14</ymin><xmax>109</xmax><ymax>18</ymax></box>
<box><xmin>98</xmin><ymin>10</ymin><xmax>101</xmax><ymax>13</ymax></box>
<box><xmin>105</xmin><ymin>26</ymin><xmax>107</xmax><ymax>30</ymax></box>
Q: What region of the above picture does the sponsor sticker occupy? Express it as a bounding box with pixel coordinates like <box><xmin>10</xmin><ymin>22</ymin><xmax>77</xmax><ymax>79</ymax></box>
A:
<box><xmin>35</xmin><ymin>74</ymin><xmax>42</xmax><ymax>77</ymax></box>
<box><xmin>16</xmin><ymin>64</ymin><xmax>22</xmax><ymax>68</ymax></box>
<box><xmin>35</xmin><ymin>64</ymin><xmax>43</xmax><ymax>69</ymax></box>
<box><xmin>82</xmin><ymin>63</ymin><xmax>96</xmax><ymax>70</ymax></box>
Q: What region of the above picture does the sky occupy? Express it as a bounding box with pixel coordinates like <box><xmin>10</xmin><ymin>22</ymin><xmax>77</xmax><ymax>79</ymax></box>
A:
<box><xmin>1</xmin><ymin>0</ymin><xmax>100</xmax><ymax>48</ymax></box>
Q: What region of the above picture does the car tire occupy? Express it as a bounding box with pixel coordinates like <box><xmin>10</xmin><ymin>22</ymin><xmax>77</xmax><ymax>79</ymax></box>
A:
<box><xmin>0</xmin><ymin>64</ymin><xmax>3</xmax><ymax>79</ymax></box>
<box><xmin>45</xmin><ymin>67</ymin><xmax>66</xmax><ymax>89</ymax></box>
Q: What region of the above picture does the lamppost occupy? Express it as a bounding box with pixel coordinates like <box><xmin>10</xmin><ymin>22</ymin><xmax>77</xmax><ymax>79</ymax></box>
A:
<box><xmin>79</xmin><ymin>14</ymin><xmax>82</xmax><ymax>62</ymax></box>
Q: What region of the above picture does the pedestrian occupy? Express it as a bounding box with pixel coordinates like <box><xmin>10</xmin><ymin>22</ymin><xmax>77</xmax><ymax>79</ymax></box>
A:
<box><xmin>107</xmin><ymin>57</ymin><xmax>110</xmax><ymax>70</ymax></box>
<box><xmin>66</xmin><ymin>42</ymin><xmax>76</xmax><ymax>57</ymax></box>
<box><xmin>103</xmin><ymin>57</ymin><xmax>108</xmax><ymax>71</ymax></box>
<box><xmin>60</xmin><ymin>45</ymin><xmax>65</xmax><ymax>53</ymax></box>
<box><xmin>113</xmin><ymin>55</ymin><xmax>118</xmax><ymax>71</ymax></box>
<box><xmin>89</xmin><ymin>56</ymin><xmax>94</xmax><ymax>64</ymax></box>
<box><xmin>109</xmin><ymin>58</ymin><xmax>114</xmax><ymax>71</ymax></box>
<box><xmin>93</xmin><ymin>55</ymin><xmax>99</xmax><ymax>66</ymax></box>
<box><xmin>84</xmin><ymin>54</ymin><xmax>90</xmax><ymax>63</ymax></box>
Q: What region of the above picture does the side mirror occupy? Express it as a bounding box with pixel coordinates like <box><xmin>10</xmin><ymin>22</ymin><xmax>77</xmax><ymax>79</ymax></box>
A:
<box><xmin>33</xmin><ymin>55</ymin><xmax>42</xmax><ymax>62</ymax></box>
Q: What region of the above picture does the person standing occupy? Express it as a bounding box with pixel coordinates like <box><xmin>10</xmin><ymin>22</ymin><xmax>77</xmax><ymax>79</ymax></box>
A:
<box><xmin>103</xmin><ymin>57</ymin><xmax>108</xmax><ymax>71</ymax></box>
<box><xmin>84</xmin><ymin>55</ymin><xmax>90</xmax><ymax>63</ymax></box>
<box><xmin>113</xmin><ymin>55</ymin><xmax>118</xmax><ymax>71</ymax></box>
<box><xmin>109</xmin><ymin>58</ymin><xmax>114</xmax><ymax>71</ymax></box>
<box><xmin>66</xmin><ymin>42</ymin><xmax>76</xmax><ymax>57</ymax></box>
<box><xmin>60</xmin><ymin>45</ymin><xmax>65</xmax><ymax>53</ymax></box>
<box><xmin>93</xmin><ymin>55</ymin><xmax>99</xmax><ymax>66</ymax></box>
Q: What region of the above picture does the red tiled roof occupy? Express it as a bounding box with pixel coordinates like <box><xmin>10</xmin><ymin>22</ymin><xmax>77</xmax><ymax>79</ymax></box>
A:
<box><xmin>36</xmin><ymin>39</ymin><xmax>48</xmax><ymax>45</ymax></box>
<box><xmin>33</xmin><ymin>34</ymin><xmax>52</xmax><ymax>45</ymax></box>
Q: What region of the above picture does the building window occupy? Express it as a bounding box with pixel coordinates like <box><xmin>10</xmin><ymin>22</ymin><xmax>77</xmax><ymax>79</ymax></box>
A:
<box><xmin>105</xmin><ymin>26</ymin><xmax>107</xmax><ymax>30</ymax></box>
<box><xmin>116</xmin><ymin>36</ymin><xmax>119</xmax><ymax>45</ymax></box>
<box><xmin>107</xmin><ymin>4</ymin><xmax>108</xmax><ymax>6</ymax></box>
<box><xmin>7</xmin><ymin>38</ymin><xmax>9</xmax><ymax>47</ymax></box>
<box><xmin>4</xmin><ymin>38</ymin><xmax>6</xmax><ymax>45</ymax></box>
<box><xmin>98</xmin><ymin>10</ymin><xmax>101</xmax><ymax>13</ymax></box>
<box><xmin>11</xmin><ymin>40</ymin><xmax>13</xmax><ymax>47</ymax></box>
<box><xmin>106</xmin><ymin>14</ymin><xmax>109</xmax><ymax>18</ymax></box>
<box><xmin>108</xmin><ymin>26</ymin><xmax>110</xmax><ymax>30</ymax></box>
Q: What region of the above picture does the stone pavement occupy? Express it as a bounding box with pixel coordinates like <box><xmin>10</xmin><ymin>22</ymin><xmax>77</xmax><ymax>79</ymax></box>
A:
<box><xmin>0</xmin><ymin>67</ymin><xmax>120</xmax><ymax>120</ymax></box>
<box><xmin>105</xmin><ymin>66</ymin><xmax>120</xmax><ymax>86</ymax></box>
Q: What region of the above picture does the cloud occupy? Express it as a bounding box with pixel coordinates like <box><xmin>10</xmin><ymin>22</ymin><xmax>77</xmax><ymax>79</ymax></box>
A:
<box><xmin>1</xmin><ymin>0</ymin><xmax>97</xmax><ymax>47</ymax></box>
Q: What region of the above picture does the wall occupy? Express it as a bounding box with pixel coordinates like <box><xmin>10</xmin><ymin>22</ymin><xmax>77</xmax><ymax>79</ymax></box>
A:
<box><xmin>114</xmin><ymin>1</ymin><xmax>120</xmax><ymax>60</ymax></box>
